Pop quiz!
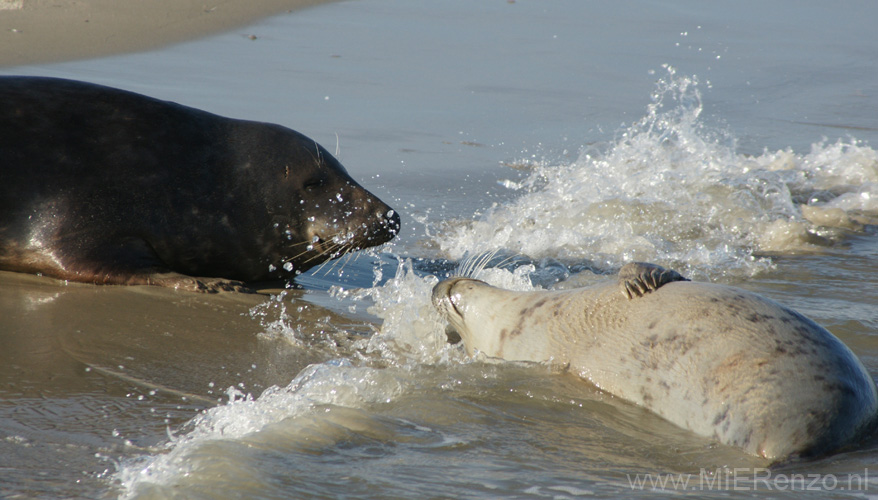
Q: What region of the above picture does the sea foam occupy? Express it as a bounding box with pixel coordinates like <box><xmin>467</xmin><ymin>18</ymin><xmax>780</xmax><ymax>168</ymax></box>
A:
<box><xmin>433</xmin><ymin>67</ymin><xmax>877</xmax><ymax>280</ymax></box>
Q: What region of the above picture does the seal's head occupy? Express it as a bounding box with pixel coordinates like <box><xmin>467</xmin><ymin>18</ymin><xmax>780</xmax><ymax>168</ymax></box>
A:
<box><xmin>432</xmin><ymin>277</ymin><xmax>499</xmax><ymax>351</ymax></box>
<box><xmin>230</xmin><ymin>123</ymin><xmax>401</xmax><ymax>279</ymax></box>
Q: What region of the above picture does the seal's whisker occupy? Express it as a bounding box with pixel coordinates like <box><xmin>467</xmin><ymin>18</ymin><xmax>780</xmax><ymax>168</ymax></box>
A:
<box><xmin>281</xmin><ymin>228</ymin><xmax>371</xmax><ymax>275</ymax></box>
<box><xmin>311</xmin><ymin>256</ymin><xmax>334</xmax><ymax>275</ymax></box>
<box><xmin>338</xmin><ymin>247</ymin><xmax>357</xmax><ymax>267</ymax></box>
<box><xmin>315</xmin><ymin>242</ymin><xmax>356</xmax><ymax>275</ymax></box>
<box><xmin>304</xmin><ymin>246</ymin><xmax>338</xmax><ymax>265</ymax></box>
<box><xmin>286</xmin><ymin>234</ymin><xmax>346</xmax><ymax>263</ymax></box>
<box><xmin>322</xmin><ymin>247</ymin><xmax>354</xmax><ymax>276</ymax></box>
<box><xmin>493</xmin><ymin>253</ymin><xmax>523</xmax><ymax>269</ymax></box>
<box><xmin>316</xmin><ymin>246</ymin><xmax>344</xmax><ymax>273</ymax></box>
<box><xmin>286</xmin><ymin>247</ymin><xmax>315</xmax><ymax>262</ymax></box>
<box><xmin>286</xmin><ymin>240</ymin><xmax>315</xmax><ymax>248</ymax></box>
<box><xmin>456</xmin><ymin>252</ymin><xmax>476</xmax><ymax>278</ymax></box>
<box><xmin>304</xmin><ymin>239</ymin><xmax>353</xmax><ymax>265</ymax></box>
<box><xmin>330</xmin><ymin>248</ymin><xmax>363</xmax><ymax>277</ymax></box>
<box><xmin>456</xmin><ymin>249</ymin><xmax>501</xmax><ymax>279</ymax></box>
<box><xmin>306</xmin><ymin>245</ymin><xmax>341</xmax><ymax>275</ymax></box>
<box><xmin>473</xmin><ymin>250</ymin><xmax>501</xmax><ymax>277</ymax></box>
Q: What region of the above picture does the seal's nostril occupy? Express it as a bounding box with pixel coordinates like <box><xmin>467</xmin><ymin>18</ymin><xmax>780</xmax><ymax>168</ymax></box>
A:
<box><xmin>384</xmin><ymin>208</ymin><xmax>401</xmax><ymax>233</ymax></box>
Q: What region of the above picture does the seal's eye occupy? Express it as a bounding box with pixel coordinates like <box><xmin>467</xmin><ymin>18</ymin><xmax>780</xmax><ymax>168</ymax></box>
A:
<box><xmin>303</xmin><ymin>177</ymin><xmax>326</xmax><ymax>191</ymax></box>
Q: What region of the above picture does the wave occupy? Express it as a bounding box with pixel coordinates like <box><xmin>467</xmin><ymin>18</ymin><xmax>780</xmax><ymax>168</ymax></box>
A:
<box><xmin>432</xmin><ymin>66</ymin><xmax>878</xmax><ymax>280</ymax></box>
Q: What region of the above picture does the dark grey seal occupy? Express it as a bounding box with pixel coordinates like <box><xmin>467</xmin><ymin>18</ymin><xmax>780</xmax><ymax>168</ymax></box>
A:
<box><xmin>0</xmin><ymin>76</ymin><xmax>400</xmax><ymax>291</ymax></box>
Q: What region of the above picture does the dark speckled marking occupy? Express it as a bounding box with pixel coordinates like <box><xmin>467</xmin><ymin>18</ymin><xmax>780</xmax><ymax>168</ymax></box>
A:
<box><xmin>747</xmin><ymin>312</ymin><xmax>776</xmax><ymax>323</ymax></box>
<box><xmin>740</xmin><ymin>429</ymin><xmax>753</xmax><ymax>448</ymax></box>
<box><xmin>510</xmin><ymin>298</ymin><xmax>552</xmax><ymax>338</ymax></box>
<box><xmin>510</xmin><ymin>315</ymin><xmax>528</xmax><ymax>338</ymax></box>
<box><xmin>521</xmin><ymin>298</ymin><xmax>549</xmax><ymax>318</ymax></box>
<box><xmin>712</xmin><ymin>406</ymin><xmax>729</xmax><ymax>426</ymax></box>
<box><xmin>640</xmin><ymin>386</ymin><xmax>654</xmax><ymax>405</ymax></box>
<box><xmin>826</xmin><ymin>381</ymin><xmax>857</xmax><ymax>398</ymax></box>
<box><xmin>805</xmin><ymin>413</ymin><xmax>825</xmax><ymax>437</ymax></box>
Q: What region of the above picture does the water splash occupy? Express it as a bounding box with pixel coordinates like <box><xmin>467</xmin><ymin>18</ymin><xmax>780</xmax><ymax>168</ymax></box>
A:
<box><xmin>113</xmin><ymin>359</ymin><xmax>409</xmax><ymax>499</ymax></box>
<box><xmin>113</xmin><ymin>259</ymin><xmax>456</xmax><ymax>498</ymax></box>
<box><xmin>339</xmin><ymin>258</ymin><xmax>459</xmax><ymax>366</ymax></box>
<box><xmin>434</xmin><ymin>66</ymin><xmax>878</xmax><ymax>280</ymax></box>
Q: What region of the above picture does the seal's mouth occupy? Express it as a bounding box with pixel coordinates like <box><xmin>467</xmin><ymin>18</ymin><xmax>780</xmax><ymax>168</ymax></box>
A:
<box><xmin>281</xmin><ymin>207</ymin><xmax>401</xmax><ymax>274</ymax></box>
<box><xmin>444</xmin><ymin>324</ymin><xmax>462</xmax><ymax>345</ymax></box>
<box><xmin>432</xmin><ymin>278</ymin><xmax>469</xmax><ymax>345</ymax></box>
<box><xmin>431</xmin><ymin>279</ymin><xmax>455</xmax><ymax>313</ymax></box>
<box><xmin>432</xmin><ymin>277</ymin><xmax>491</xmax><ymax>346</ymax></box>
<box><xmin>431</xmin><ymin>278</ymin><xmax>463</xmax><ymax>318</ymax></box>
<box><xmin>303</xmin><ymin>207</ymin><xmax>400</xmax><ymax>254</ymax></box>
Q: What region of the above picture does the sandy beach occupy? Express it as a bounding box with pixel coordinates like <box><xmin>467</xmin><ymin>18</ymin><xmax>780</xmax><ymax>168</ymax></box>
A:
<box><xmin>0</xmin><ymin>0</ymin><xmax>334</xmax><ymax>67</ymax></box>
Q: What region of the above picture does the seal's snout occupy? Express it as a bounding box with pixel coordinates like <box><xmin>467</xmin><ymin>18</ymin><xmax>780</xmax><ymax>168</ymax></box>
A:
<box><xmin>387</xmin><ymin>208</ymin><xmax>401</xmax><ymax>234</ymax></box>
<box><xmin>360</xmin><ymin>205</ymin><xmax>400</xmax><ymax>246</ymax></box>
<box><xmin>304</xmin><ymin>195</ymin><xmax>400</xmax><ymax>250</ymax></box>
<box><xmin>379</xmin><ymin>207</ymin><xmax>401</xmax><ymax>238</ymax></box>
<box><xmin>432</xmin><ymin>279</ymin><xmax>467</xmax><ymax>345</ymax></box>
<box><xmin>431</xmin><ymin>279</ymin><xmax>454</xmax><ymax>308</ymax></box>
<box><xmin>431</xmin><ymin>277</ymin><xmax>487</xmax><ymax>318</ymax></box>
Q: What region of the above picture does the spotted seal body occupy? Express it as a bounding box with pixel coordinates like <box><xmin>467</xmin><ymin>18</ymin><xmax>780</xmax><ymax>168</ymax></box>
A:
<box><xmin>432</xmin><ymin>262</ymin><xmax>878</xmax><ymax>460</ymax></box>
<box><xmin>0</xmin><ymin>76</ymin><xmax>400</xmax><ymax>291</ymax></box>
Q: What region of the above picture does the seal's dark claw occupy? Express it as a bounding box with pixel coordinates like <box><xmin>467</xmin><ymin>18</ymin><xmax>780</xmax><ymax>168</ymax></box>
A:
<box><xmin>618</xmin><ymin>262</ymin><xmax>689</xmax><ymax>299</ymax></box>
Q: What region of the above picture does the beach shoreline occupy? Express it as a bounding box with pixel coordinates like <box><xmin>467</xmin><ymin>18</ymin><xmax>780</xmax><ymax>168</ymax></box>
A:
<box><xmin>0</xmin><ymin>0</ymin><xmax>336</xmax><ymax>68</ymax></box>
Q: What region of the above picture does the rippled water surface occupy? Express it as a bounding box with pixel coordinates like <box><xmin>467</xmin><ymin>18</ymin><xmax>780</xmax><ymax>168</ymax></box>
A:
<box><xmin>2</xmin><ymin>1</ymin><xmax>878</xmax><ymax>498</ymax></box>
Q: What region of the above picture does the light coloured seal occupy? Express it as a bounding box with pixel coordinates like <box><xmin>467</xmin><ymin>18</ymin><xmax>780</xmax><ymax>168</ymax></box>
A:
<box><xmin>432</xmin><ymin>262</ymin><xmax>878</xmax><ymax>461</ymax></box>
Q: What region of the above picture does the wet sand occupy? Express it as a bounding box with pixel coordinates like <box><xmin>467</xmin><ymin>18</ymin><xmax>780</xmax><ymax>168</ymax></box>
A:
<box><xmin>0</xmin><ymin>269</ymin><xmax>374</xmax><ymax>498</ymax></box>
<box><xmin>0</xmin><ymin>0</ymin><xmax>335</xmax><ymax>67</ymax></box>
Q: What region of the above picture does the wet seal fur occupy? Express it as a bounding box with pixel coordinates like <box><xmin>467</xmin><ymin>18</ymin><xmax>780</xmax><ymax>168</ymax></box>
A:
<box><xmin>0</xmin><ymin>76</ymin><xmax>400</xmax><ymax>292</ymax></box>
<box><xmin>432</xmin><ymin>262</ymin><xmax>878</xmax><ymax>461</ymax></box>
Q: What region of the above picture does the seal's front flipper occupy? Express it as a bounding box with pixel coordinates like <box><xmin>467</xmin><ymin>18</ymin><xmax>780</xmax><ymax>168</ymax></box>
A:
<box><xmin>618</xmin><ymin>262</ymin><xmax>689</xmax><ymax>299</ymax></box>
<box><xmin>134</xmin><ymin>273</ymin><xmax>254</xmax><ymax>293</ymax></box>
<box><xmin>51</xmin><ymin>236</ymin><xmax>254</xmax><ymax>293</ymax></box>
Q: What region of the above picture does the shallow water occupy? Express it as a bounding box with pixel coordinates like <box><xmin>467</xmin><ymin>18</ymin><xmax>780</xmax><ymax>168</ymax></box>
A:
<box><xmin>2</xmin><ymin>1</ymin><xmax>878</xmax><ymax>499</ymax></box>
